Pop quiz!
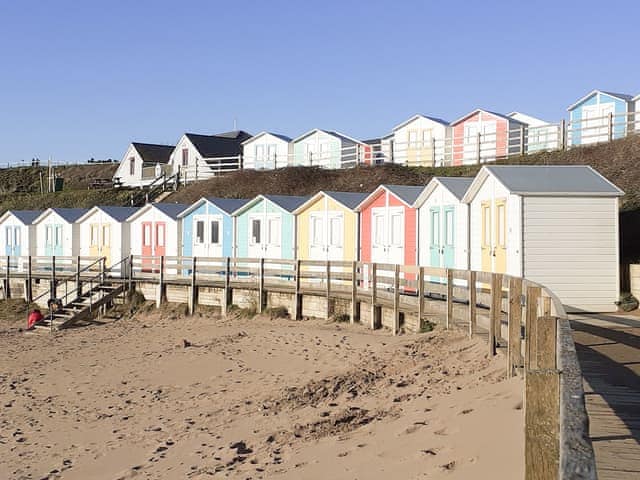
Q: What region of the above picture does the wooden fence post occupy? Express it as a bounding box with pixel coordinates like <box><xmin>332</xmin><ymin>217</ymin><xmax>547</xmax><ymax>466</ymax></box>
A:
<box><xmin>608</xmin><ymin>112</ymin><xmax>614</xmax><ymax>142</ymax></box>
<box><xmin>468</xmin><ymin>270</ymin><xmax>477</xmax><ymax>337</ymax></box>
<box><xmin>156</xmin><ymin>255</ymin><xmax>164</xmax><ymax>308</ymax></box>
<box><xmin>350</xmin><ymin>261</ymin><xmax>357</xmax><ymax>324</ymax></box>
<box><xmin>5</xmin><ymin>255</ymin><xmax>10</xmax><ymax>299</ymax></box>
<box><xmin>393</xmin><ymin>264</ymin><xmax>400</xmax><ymax>335</ymax></box>
<box><xmin>223</xmin><ymin>257</ymin><xmax>231</xmax><ymax>315</ymax></box>
<box><xmin>294</xmin><ymin>259</ymin><xmax>301</xmax><ymax>320</ymax></box>
<box><xmin>489</xmin><ymin>273</ymin><xmax>502</xmax><ymax>356</ymax></box>
<box><xmin>258</xmin><ymin>258</ymin><xmax>265</xmax><ymax>313</ymax></box>
<box><xmin>525</xmin><ymin>286</ymin><xmax>541</xmax><ymax>371</ymax></box>
<box><xmin>560</xmin><ymin>119</ymin><xmax>567</xmax><ymax>150</ymax></box>
<box><xmin>189</xmin><ymin>257</ymin><xmax>197</xmax><ymax>315</ymax></box>
<box><xmin>446</xmin><ymin>269</ymin><xmax>453</xmax><ymax>329</ymax></box>
<box><xmin>431</xmin><ymin>137</ymin><xmax>436</xmax><ymax>166</ymax></box>
<box><xmin>127</xmin><ymin>255</ymin><xmax>133</xmax><ymax>294</ymax></box>
<box><xmin>370</xmin><ymin>263</ymin><xmax>377</xmax><ymax>330</ymax></box>
<box><xmin>325</xmin><ymin>260</ymin><xmax>331</xmax><ymax>320</ymax></box>
<box><xmin>508</xmin><ymin>277</ymin><xmax>523</xmax><ymax>377</ymax></box>
<box><xmin>418</xmin><ymin>266</ymin><xmax>424</xmax><ymax>329</ymax></box>
<box><xmin>51</xmin><ymin>255</ymin><xmax>57</xmax><ymax>300</ymax></box>
<box><xmin>476</xmin><ymin>132</ymin><xmax>482</xmax><ymax>164</ymax></box>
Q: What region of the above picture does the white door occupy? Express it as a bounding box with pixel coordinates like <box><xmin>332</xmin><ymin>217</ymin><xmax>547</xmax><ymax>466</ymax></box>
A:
<box><xmin>192</xmin><ymin>216</ymin><xmax>208</xmax><ymax>257</ymax></box>
<box><xmin>265</xmin><ymin>215</ymin><xmax>281</xmax><ymax>259</ymax></box>
<box><xmin>327</xmin><ymin>213</ymin><xmax>344</xmax><ymax>260</ymax></box>
<box><xmin>309</xmin><ymin>213</ymin><xmax>325</xmax><ymax>260</ymax></box>
<box><xmin>371</xmin><ymin>209</ymin><xmax>386</xmax><ymax>263</ymax></box>
<box><xmin>387</xmin><ymin>208</ymin><xmax>404</xmax><ymax>264</ymax></box>
<box><xmin>248</xmin><ymin>215</ymin><xmax>264</xmax><ymax>258</ymax></box>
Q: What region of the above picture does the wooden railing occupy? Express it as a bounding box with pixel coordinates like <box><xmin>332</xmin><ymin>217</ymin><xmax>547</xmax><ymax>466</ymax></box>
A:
<box><xmin>0</xmin><ymin>255</ymin><xmax>596</xmax><ymax>479</ymax></box>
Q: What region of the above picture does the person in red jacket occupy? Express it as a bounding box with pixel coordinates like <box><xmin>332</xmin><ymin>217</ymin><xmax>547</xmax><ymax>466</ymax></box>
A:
<box><xmin>27</xmin><ymin>309</ymin><xmax>43</xmax><ymax>329</ymax></box>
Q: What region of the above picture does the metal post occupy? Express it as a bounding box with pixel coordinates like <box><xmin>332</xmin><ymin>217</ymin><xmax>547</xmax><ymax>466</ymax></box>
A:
<box><xmin>26</xmin><ymin>256</ymin><xmax>33</xmax><ymax>303</ymax></box>
<box><xmin>75</xmin><ymin>255</ymin><xmax>81</xmax><ymax>298</ymax></box>
<box><xmin>51</xmin><ymin>256</ymin><xmax>57</xmax><ymax>300</ymax></box>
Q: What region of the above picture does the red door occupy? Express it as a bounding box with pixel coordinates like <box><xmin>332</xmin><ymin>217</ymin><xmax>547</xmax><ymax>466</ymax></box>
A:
<box><xmin>155</xmin><ymin>222</ymin><xmax>166</xmax><ymax>257</ymax></box>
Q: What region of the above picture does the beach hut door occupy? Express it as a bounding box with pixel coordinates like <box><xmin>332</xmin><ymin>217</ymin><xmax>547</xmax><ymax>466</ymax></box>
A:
<box><xmin>248</xmin><ymin>216</ymin><xmax>264</xmax><ymax>258</ymax></box>
<box><xmin>494</xmin><ymin>199</ymin><xmax>507</xmax><ymax>273</ymax></box>
<box><xmin>5</xmin><ymin>226</ymin><xmax>20</xmax><ymax>256</ymax></box>
<box><xmin>371</xmin><ymin>209</ymin><xmax>386</xmax><ymax>263</ymax></box>
<box><xmin>45</xmin><ymin>224</ymin><xmax>63</xmax><ymax>256</ymax></box>
<box><xmin>429</xmin><ymin>207</ymin><xmax>441</xmax><ymax>267</ymax></box>
<box><xmin>442</xmin><ymin>206</ymin><xmax>455</xmax><ymax>268</ymax></box>
<box><xmin>388</xmin><ymin>208</ymin><xmax>404</xmax><ymax>265</ymax></box>
<box><xmin>265</xmin><ymin>215</ymin><xmax>281</xmax><ymax>259</ymax></box>
<box><xmin>309</xmin><ymin>213</ymin><xmax>325</xmax><ymax>260</ymax></box>
<box><xmin>481</xmin><ymin>202</ymin><xmax>492</xmax><ymax>272</ymax></box>
<box><xmin>327</xmin><ymin>213</ymin><xmax>344</xmax><ymax>261</ymax></box>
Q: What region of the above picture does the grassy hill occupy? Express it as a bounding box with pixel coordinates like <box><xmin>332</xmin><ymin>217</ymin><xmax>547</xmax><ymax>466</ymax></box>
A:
<box><xmin>167</xmin><ymin>136</ymin><xmax>640</xmax><ymax>211</ymax></box>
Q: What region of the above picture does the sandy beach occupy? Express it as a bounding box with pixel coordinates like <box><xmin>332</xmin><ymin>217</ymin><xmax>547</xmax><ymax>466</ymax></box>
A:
<box><xmin>0</xmin><ymin>304</ymin><xmax>523</xmax><ymax>479</ymax></box>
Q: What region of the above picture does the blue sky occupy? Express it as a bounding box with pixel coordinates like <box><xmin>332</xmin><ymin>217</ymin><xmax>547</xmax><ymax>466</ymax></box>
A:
<box><xmin>1</xmin><ymin>0</ymin><xmax>638</xmax><ymax>163</ymax></box>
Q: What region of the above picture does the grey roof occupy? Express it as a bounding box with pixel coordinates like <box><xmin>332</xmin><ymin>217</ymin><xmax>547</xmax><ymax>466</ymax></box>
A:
<box><xmin>50</xmin><ymin>208</ymin><xmax>89</xmax><ymax>223</ymax></box>
<box><xmin>206</xmin><ymin>197</ymin><xmax>250</xmax><ymax>214</ymax></box>
<box><xmin>392</xmin><ymin>114</ymin><xmax>450</xmax><ymax>131</ymax></box>
<box><xmin>263</xmin><ymin>194</ymin><xmax>311</xmax><ymax>212</ymax></box>
<box><xmin>324</xmin><ymin>191</ymin><xmax>370</xmax><ymax>209</ymax></box>
<box><xmin>98</xmin><ymin>206</ymin><xmax>140</xmax><ymax>222</ymax></box>
<box><xmin>383</xmin><ymin>185</ymin><xmax>426</xmax><ymax>205</ymax></box>
<box><xmin>153</xmin><ymin>203</ymin><xmax>190</xmax><ymax>219</ymax></box>
<box><xmin>452</xmin><ymin>108</ymin><xmax>526</xmax><ymax>126</ymax></box>
<box><xmin>434</xmin><ymin>177</ymin><xmax>474</xmax><ymax>200</ymax></box>
<box><xmin>185</xmin><ymin>131</ymin><xmax>252</xmax><ymax>158</ymax></box>
<box><xmin>484</xmin><ymin>166</ymin><xmax>623</xmax><ymax>195</ymax></box>
<box><xmin>9</xmin><ymin>210</ymin><xmax>41</xmax><ymax>225</ymax></box>
<box><xmin>601</xmin><ymin>91</ymin><xmax>634</xmax><ymax>101</ymax></box>
<box><xmin>132</xmin><ymin>143</ymin><xmax>174</xmax><ymax>164</ymax></box>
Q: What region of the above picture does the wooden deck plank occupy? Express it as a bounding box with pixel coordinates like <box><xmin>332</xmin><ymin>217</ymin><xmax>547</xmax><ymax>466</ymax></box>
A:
<box><xmin>570</xmin><ymin>313</ymin><xmax>640</xmax><ymax>480</ymax></box>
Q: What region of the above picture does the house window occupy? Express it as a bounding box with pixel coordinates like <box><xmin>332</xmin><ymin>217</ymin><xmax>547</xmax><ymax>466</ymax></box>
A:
<box><xmin>211</xmin><ymin>220</ymin><xmax>220</xmax><ymax>244</ymax></box>
<box><xmin>182</xmin><ymin>148</ymin><xmax>189</xmax><ymax>166</ymax></box>
<box><xmin>251</xmin><ymin>219</ymin><xmax>261</xmax><ymax>244</ymax></box>
<box><xmin>195</xmin><ymin>220</ymin><xmax>204</xmax><ymax>244</ymax></box>
<box><xmin>129</xmin><ymin>157</ymin><xmax>135</xmax><ymax>175</ymax></box>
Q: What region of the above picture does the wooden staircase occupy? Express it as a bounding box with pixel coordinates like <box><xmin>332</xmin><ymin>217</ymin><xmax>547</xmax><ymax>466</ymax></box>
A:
<box><xmin>33</xmin><ymin>281</ymin><xmax>125</xmax><ymax>332</ymax></box>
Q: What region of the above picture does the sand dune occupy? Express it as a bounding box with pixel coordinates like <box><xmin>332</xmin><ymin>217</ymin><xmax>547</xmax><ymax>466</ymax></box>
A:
<box><xmin>0</xmin><ymin>305</ymin><xmax>523</xmax><ymax>479</ymax></box>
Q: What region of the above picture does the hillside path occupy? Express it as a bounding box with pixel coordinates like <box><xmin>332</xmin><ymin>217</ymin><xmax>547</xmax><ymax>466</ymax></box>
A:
<box><xmin>570</xmin><ymin>313</ymin><xmax>640</xmax><ymax>480</ymax></box>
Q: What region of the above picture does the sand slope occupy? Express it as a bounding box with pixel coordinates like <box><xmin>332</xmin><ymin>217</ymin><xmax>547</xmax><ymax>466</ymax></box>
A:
<box><xmin>0</xmin><ymin>306</ymin><xmax>523</xmax><ymax>479</ymax></box>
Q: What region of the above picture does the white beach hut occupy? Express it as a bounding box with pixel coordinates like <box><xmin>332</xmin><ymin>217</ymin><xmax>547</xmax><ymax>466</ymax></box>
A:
<box><xmin>33</xmin><ymin>208</ymin><xmax>88</xmax><ymax>258</ymax></box>
<box><xmin>0</xmin><ymin>210</ymin><xmax>41</xmax><ymax>259</ymax></box>
<box><xmin>462</xmin><ymin>165</ymin><xmax>623</xmax><ymax>312</ymax></box>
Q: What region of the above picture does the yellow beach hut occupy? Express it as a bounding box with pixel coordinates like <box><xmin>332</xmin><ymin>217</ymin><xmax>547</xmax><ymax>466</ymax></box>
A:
<box><xmin>293</xmin><ymin>191</ymin><xmax>368</xmax><ymax>262</ymax></box>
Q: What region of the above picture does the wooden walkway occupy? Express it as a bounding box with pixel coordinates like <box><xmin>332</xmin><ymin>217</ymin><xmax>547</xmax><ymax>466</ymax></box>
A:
<box><xmin>570</xmin><ymin>313</ymin><xmax>640</xmax><ymax>480</ymax></box>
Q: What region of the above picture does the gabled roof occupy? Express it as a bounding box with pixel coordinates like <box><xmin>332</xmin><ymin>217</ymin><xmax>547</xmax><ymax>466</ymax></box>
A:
<box><xmin>0</xmin><ymin>209</ymin><xmax>42</xmax><ymax>225</ymax></box>
<box><xmin>178</xmin><ymin>197</ymin><xmax>250</xmax><ymax>218</ymax></box>
<box><xmin>506</xmin><ymin>112</ymin><xmax>552</xmax><ymax>127</ymax></box>
<box><xmin>292</xmin><ymin>191</ymin><xmax>369</xmax><ymax>214</ymax></box>
<box><xmin>461</xmin><ymin>166</ymin><xmax>624</xmax><ymax>203</ymax></box>
<box><xmin>355</xmin><ymin>184</ymin><xmax>426</xmax><ymax>210</ymax></box>
<box><xmin>232</xmin><ymin>194</ymin><xmax>310</xmax><ymax>216</ymax></box>
<box><xmin>292</xmin><ymin>128</ymin><xmax>365</xmax><ymax>145</ymax></box>
<box><xmin>450</xmin><ymin>109</ymin><xmax>526</xmax><ymax>126</ymax></box>
<box><xmin>127</xmin><ymin>202</ymin><xmax>189</xmax><ymax>222</ymax></box>
<box><xmin>76</xmin><ymin>206</ymin><xmax>140</xmax><ymax>224</ymax></box>
<box><xmin>34</xmin><ymin>208</ymin><xmax>89</xmax><ymax>225</ymax></box>
<box><xmin>567</xmin><ymin>89</ymin><xmax>634</xmax><ymax>111</ymax></box>
<box><xmin>414</xmin><ymin>177</ymin><xmax>474</xmax><ymax>207</ymax></box>
<box><xmin>241</xmin><ymin>131</ymin><xmax>292</xmax><ymax>145</ymax></box>
<box><xmin>132</xmin><ymin>143</ymin><xmax>175</xmax><ymax>164</ymax></box>
<box><xmin>633</xmin><ymin>93</ymin><xmax>640</xmax><ymax>102</ymax></box>
<box><xmin>183</xmin><ymin>131</ymin><xmax>252</xmax><ymax>158</ymax></box>
<box><xmin>391</xmin><ymin>114</ymin><xmax>449</xmax><ymax>132</ymax></box>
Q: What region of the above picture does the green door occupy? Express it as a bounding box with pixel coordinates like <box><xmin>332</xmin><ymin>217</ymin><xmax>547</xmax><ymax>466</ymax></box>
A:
<box><xmin>442</xmin><ymin>206</ymin><xmax>455</xmax><ymax>268</ymax></box>
<box><xmin>429</xmin><ymin>207</ymin><xmax>441</xmax><ymax>267</ymax></box>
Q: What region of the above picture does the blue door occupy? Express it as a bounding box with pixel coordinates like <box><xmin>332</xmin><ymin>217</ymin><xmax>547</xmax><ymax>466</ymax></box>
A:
<box><xmin>429</xmin><ymin>207</ymin><xmax>441</xmax><ymax>267</ymax></box>
<box><xmin>4</xmin><ymin>226</ymin><xmax>21</xmax><ymax>256</ymax></box>
<box><xmin>45</xmin><ymin>225</ymin><xmax>63</xmax><ymax>256</ymax></box>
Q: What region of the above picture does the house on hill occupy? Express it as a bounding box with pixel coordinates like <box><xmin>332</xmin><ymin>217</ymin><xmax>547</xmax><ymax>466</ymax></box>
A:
<box><xmin>506</xmin><ymin>112</ymin><xmax>559</xmax><ymax>153</ymax></box>
<box><xmin>450</xmin><ymin>109</ymin><xmax>526</xmax><ymax>165</ymax></box>
<box><xmin>567</xmin><ymin>90</ymin><xmax>634</xmax><ymax>146</ymax></box>
<box><xmin>291</xmin><ymin>129</ymin><xmax>371</xmax><ymax>169</ymax></box>
<box><xmin>113</xmin><ymin>142</ymin><xmax>175</xmax><ymax>188</ymax></box>
<box><xmin>241</xmin><ymin>132</ymin><xmax>292</xmax><ymax>170</ymax></box>
<box><xmin>388</xmin><ymin>114</ymin><xmax>450</xmax><ymax>167</ymax></box>
<box><xmin>169</xmin><ymin>130</ymin><xmax>252</xmax><ymax>183</ymax></box>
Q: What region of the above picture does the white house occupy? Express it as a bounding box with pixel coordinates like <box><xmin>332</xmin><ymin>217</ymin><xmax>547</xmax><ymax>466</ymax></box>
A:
<box><xmin>127</xmin><ymin>203</ymin><xmax>188</xmax><ymax>261</ymax></box>
<box><xmin>0</xmin><ymin>210</ymin><xmax>40</xmax><ymax>259</ymax></box>
<box><xmin>241</xmin><ymin>132</ymin><xmax>292</xmax><ymax>170</ymax></box>
<box><xmin>292</xmin><ymin>129</ymin><xmax>371</xmax><ymax>169</ymax></box>
<box><xmin>33</xmin><ymin>208</ymin><xmax>88</xmax><ymax>258</ymax></box>
<box><xmin>76</xmin><ymin>206</ymin><xmax>139</xmax><ymax>271</ymax></box>
<box><xmin>389</xmin><ymin>114</ymin><xmax>450</xmax><ymax>167</ymax></box>
<box><xmin>113</xmin><ymin>142</ymin><xmax>175</xmax><ymax>188</ymax></box>
<box><xmin>507</xmin><ymin>112</ymin><xmax>559</xmax><ymax>153</ymax></box>
<box><xmin>462</xmin><ymin>165</ymin><xmax>623</xmax><ymax>313</ymax></box>
<box><xmin>414</xmin><ymin>177</ymin><xmax>473</xmax><ymax>271</ymax></box>
<box><xmin>169</xmin><ymin>130</ymin><xmax>252</xmax><ymax>182</ymax></box>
